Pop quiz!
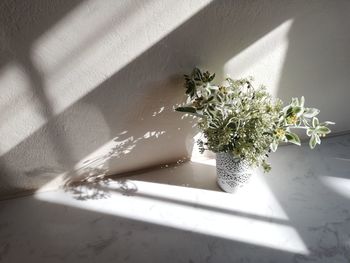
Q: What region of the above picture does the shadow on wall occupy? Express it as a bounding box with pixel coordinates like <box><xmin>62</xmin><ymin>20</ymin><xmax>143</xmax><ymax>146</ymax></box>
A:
<box><xmin>0</xmin><ymin>0</ymin><xmax>296</xmax><ymax>197</ymax></box>
<box><xmin>0</xmin><ymin>0</ymin><xmax>198</xmax><ymax>196</ymax></box>
<box><xmin>0</xmin><ymin>0</ymin><xmax>85</xmax><ymax>195</ymax></box>
<box><xmin>0</xmin><ymin>0</ymin><xmax>349</xmax><ymax>198</ymax></box>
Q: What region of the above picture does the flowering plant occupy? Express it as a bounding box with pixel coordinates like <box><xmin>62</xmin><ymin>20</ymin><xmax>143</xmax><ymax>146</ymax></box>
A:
<box><xmin>176</xmin><ymin>68</ymin><xmax>335</xmax><ymax>172</ymax></box>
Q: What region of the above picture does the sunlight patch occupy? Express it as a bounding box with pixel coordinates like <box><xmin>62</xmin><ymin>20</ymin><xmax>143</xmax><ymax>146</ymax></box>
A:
<box><xmin>320</xmin><ymin>176</ymin><xmax>350</xmax><ymax>199</ymax></box>
<box><xmin>35</xmin><ymin>179</ymin><xmax>308</xmax><ymax>254</ymax></box>
<box><xmin>224</xmin><ymin>19</ymin><xmax>294</xmax><ymax>96</ymax></box>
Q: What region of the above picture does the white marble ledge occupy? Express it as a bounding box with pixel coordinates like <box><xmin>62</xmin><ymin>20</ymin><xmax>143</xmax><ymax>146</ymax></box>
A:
<box><xmin>0</xmin><ymin>134</ymin><xmax>349</xmax><ymax>263</ymax></box>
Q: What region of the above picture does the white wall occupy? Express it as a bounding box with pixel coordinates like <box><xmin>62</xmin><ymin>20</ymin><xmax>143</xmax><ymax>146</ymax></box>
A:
<box><xmin>0</xmin><ymin>0</ymin><xmax>349</xmax><ymax>198</ymax></box>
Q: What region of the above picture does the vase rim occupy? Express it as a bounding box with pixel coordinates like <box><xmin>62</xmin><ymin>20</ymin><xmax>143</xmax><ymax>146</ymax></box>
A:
<box><xmin>217</xmin><ymin>151</ymin><xmax>238</xmax><ymax>156</ymax></box>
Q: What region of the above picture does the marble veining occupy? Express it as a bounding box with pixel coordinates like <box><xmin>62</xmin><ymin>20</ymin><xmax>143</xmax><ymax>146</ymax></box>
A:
<box><xmin>0</xmin><ymin>134</ymin><xmax>349</xmax><ymax>262</ymax></box>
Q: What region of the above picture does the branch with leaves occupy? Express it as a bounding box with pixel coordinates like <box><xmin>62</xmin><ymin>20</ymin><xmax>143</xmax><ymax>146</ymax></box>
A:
<box><xmin>271</xmin><ymin>96</ymin><xmax>335</xmax><ymax>151</ymax></box>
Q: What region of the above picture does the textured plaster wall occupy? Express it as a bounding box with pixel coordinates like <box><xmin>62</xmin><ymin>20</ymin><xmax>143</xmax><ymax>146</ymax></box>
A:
<box><xmin>0</xmin><ymin>0</ymin><xmax>349</xmax><ymax>198</ymax></box>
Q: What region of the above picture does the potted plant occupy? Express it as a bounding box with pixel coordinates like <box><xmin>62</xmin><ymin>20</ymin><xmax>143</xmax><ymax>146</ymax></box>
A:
<box><xmin>176</xmin><ymin>68</ymin><xmax>335</xmax><ymax>193</ymax></box>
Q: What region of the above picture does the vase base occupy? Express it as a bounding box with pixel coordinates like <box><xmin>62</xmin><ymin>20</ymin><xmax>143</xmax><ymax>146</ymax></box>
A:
<box><xmin>216</xmin><ymin>152</ymin><xmax>253</xmax><ymax>193</ymax></box>
<box><xmin>216</xmin><ymin>172</ymin><xmax>253</xmax><ymax>193</ymax></box>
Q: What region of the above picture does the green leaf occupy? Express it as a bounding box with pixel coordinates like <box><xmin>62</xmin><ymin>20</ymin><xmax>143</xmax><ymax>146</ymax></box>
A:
<box><xmin>286</xmin><ymin>107</ymin><xmax>293</xmax><ymax>116</ymax></box>
<box><xmin>293</xmin><ymin>106</ymin><xmax>304</xmax><ymax>117</ymax></box>
<box><xmin>317</xmin><ymin>126</ymin><xmax>331</xmax><ymax>134</ymax></box>
<box><xmin>312</xmin><ymin>117</ymin><xmax>319</xmax><ymax>128</ymax></box>
<box><xmin>291</xmin><ymin>97</ymin><xmax>299</xmax><ymax>106</ymax></box>
<box><xmin>185</xmin><ymin>79</ymin><xmax>196</xmax><ymax>97</ymax></box>
<box><xmin>300</xmin><ymin>96</ymin><xmax>305</xmax><ymax>107</ymax></box>
<box><xmin>270</xmin><ymin>141</ymin><xmax>278</xmax><ymax>152</ymax></box>
<box><xmin>262</xmin><ymin>159</ymin><xmax>271</xmax><ymax>173</ymax></box>
<box><xmin>323</xmin><ymin>121</ymin><xmax>335</xmax><ymax>125</ymax></box>
<box><xmin>285</xmin><ymin>131</ymin><xmax>301</xmax><ymax>146</ymax></box>
<box><xmin>227</xmin><ymin>122</ymin><xmax>236</xmax><ymax>129</ymax></box>
<box><xmin>217</xmin><ymin>94</ymin><xmax>223</xmax><ymax>103</ymax></box>
<box><xmin>208</xmin><ymin>73</ymin><xmax>216</xmax><ymax>82</ymax></box>
<box><xmin>207</xmin><ymin>96</ymin><xmax>214</xmax><ymax>102</ymax></box>
<box><xmin>207</xmin><ymin>108</ymin><xmax>216</xmax><ymax>119</ymax></box>
<box><xmin>208</xmin><ymin>105</ymin><xmax>215</xmax><ymax>111</ymax></box>
<box><xmin>306</xmin><ymin>128</ymin><xmax>313</xmax><ymax>136</ymax></box>
<box><xmin>175</xmin><ymin>107</ymin><xmax>197</xmax><ymax>113</ymax></box>
<box><xmin>303</xmin><ymin>108</ymin><xmax>320</xmax><ymax>118</ymax></box>
<box><xmin>193</xmin><ymin>68</ymin><xmax>203</xmax><ymax>81</ymax></box>
<box><xmin>309</xmin><ymin>135</ymin><xmax>317</xmax><ymax>149</ymax></box>
<box><xmin>315</xmin><ymin>134</ymin><xmax>321</xmax><ymax>144</ymax></box>
<box><xmin>283</xmin><ymin>105</ymin><xmax>291</xmax><ymax>113</ymax></box>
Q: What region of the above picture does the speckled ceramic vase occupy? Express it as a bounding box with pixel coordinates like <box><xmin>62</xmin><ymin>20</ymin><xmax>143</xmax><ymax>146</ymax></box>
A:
<box><xmin>216</xmin><ymin>152</ymin><xmax>252</xmax><ymax>193</ymax></box>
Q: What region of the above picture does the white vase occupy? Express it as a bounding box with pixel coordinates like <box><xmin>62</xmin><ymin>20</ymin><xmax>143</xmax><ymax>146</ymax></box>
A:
<box><xmin>216</xmin><ymin>152</ymin><xmax>252</xmax><ymax>193</ymax></box>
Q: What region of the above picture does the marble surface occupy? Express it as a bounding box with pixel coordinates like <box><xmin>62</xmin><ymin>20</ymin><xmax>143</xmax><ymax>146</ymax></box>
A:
<box><xmin>0</xmin><ymin>134</ymin><xmax>350</xmax><ymax>262</ymax></box>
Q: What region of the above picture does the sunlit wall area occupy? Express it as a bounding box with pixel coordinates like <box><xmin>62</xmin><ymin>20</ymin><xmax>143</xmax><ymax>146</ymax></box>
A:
<box><xmin>0</xmin><ymin>0</ymin><xmax>350</xmax><ymax>198</ymax></box>
<box><xmin>224</xmin><ymin>20</ymin><xmax>293</xmax><ymax>97</ymax></box>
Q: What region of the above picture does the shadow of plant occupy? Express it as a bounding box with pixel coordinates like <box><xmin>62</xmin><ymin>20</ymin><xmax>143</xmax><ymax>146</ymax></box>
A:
<box><xmin>63</xmin><ymin>155</ymin><xmax>188</xmax><ymax>201</ymax></box>
<box><xmin>65</xmin><ymin>179</ymin><xmax>138</xmax><ymax>201</ymax></box>
<box><xmin>62</xmin><ymin>133</ymin><xmax>150</xmax><ymax>200</ymax></box>
<box><xmin>62</xmin><ymin>128</ymin><xmax>189</xmax><ymax>201</ymax></box>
